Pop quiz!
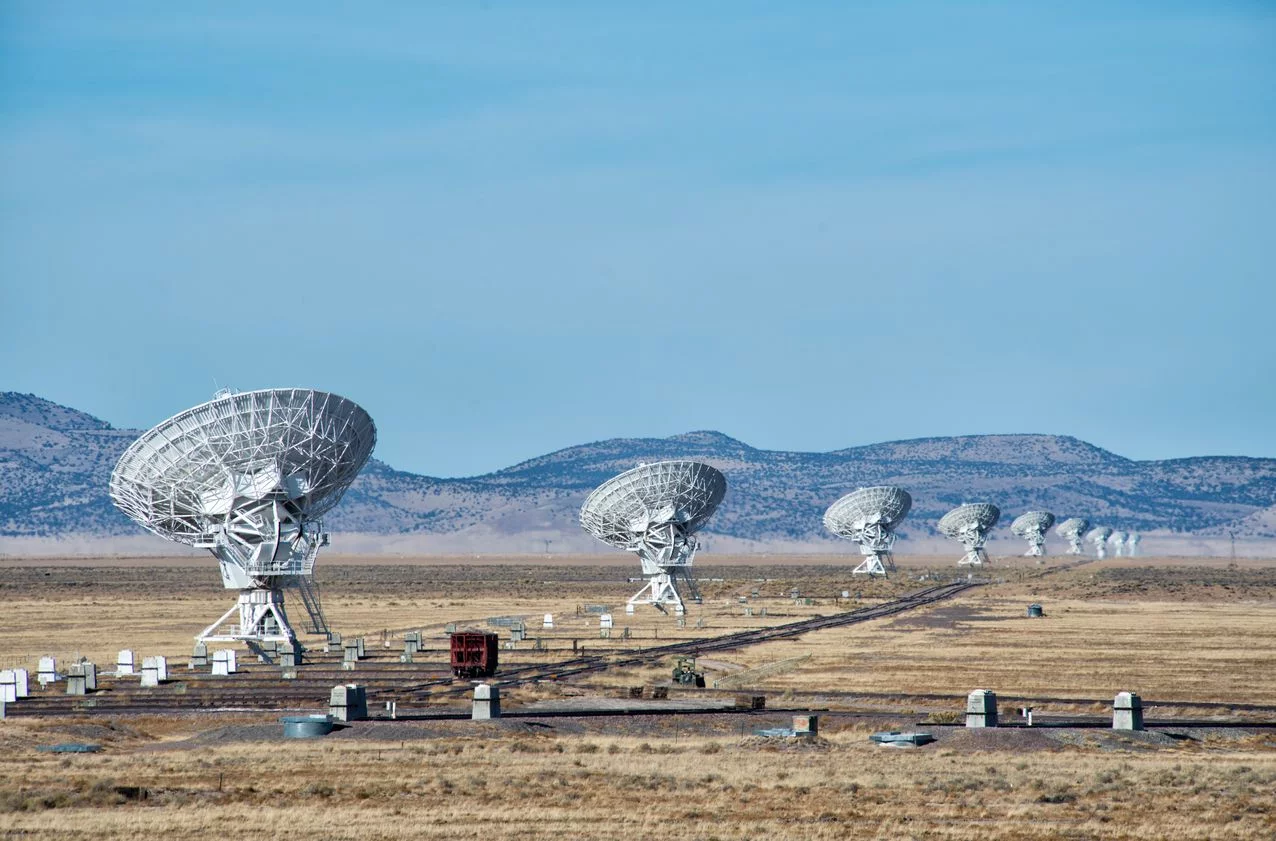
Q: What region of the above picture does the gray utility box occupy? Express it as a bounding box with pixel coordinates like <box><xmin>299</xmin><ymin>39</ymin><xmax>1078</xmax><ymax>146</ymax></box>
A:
<box><xmin>472</xmin><ymin>683</ymin><xmax>501</xmax><ymax>720</ymax></box>
<box><xmin>965</xmin><ymin>689</ymin><xmax>998</xmax><ymax>728</ymax></box>
<box><xmin>1113</xmin><ymin>691</ymin><xmax>1144</xmax><ymax>731</ymax></box>
<box><xmin>329</xmin><ymin>684</ymin><xmax>368</xmax><ymax>722</ymax></box>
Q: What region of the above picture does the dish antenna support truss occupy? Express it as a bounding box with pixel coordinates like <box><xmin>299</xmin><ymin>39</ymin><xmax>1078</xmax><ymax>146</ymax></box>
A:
<box><xmin>1088</xmin><ymin>526</ymin><xmax>1114</xmax><ymax>558</ymax></box>
<box><xmin>1055</xmin><ymin>518</ymin><xmax>1090</xmax><ymax>555</ymax></box>
<box><xmin>824</xmin><ymin>486</ymin><xmax>912</xmax><ymax>576</ymax></box>
<box><xmin>1109</xmin><ymin>530</ymin><xmax>1129</xmax><ymax>556</ymax></box>
<box><xmin>1010</xmin><ymin>511</ymin><xmax>1056</xmax><ymax>560</ymax></box>
<box><xmin>110</xmin><ymin>389</ymin><xmax>376</xmax><ymax>647</ymax></box>
<box><xmin>1127</xmin><ymin>532</ymin><xmax>1141</xmax><ymax>556</ymax></box>
<box><xmin>580</xmin><ymin>460</ymin><xmax>726</xmax><ymax>616</ymax></box>
<box><xmin>938</xmin><ymin>503</ymin><xmax>1001</xmax><ymax>566</ymax></box>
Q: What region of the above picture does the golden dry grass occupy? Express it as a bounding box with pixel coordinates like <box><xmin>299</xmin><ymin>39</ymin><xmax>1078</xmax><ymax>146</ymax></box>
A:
<box><xmin>0</xmin><ymin>719</ymin><xmax>1274</xmax><ymax>840</ymax></box>
<box><xmin>2</xmin><ymin>556</ymin><xmax>1275</xmax><ymax>839</ymax></box>
<box><xmin>711</xmin><ymin>593</ymin><xmax>1276</xmax><ymax>705</ymax></box>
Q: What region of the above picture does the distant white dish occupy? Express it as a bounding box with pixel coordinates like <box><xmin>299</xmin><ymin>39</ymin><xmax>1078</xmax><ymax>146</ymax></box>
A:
<box><xmin>938</xmin><ymin>503</ymin><xmax>1001</xmax><ymax>566</ymax></box>
<box><xmin>580</xmin><ymin>460</ymin><xmax>726</xmax><ymax>616</ymax></box>
<box><xmin>1010</xmin><ymin>511</ymin><xmax>1056</xmax><ymax>560</ymax></box>
<box><xmin>824</xmin><ymin>486</ymin><xmax>912</xmax><ymax>576</ymax></box>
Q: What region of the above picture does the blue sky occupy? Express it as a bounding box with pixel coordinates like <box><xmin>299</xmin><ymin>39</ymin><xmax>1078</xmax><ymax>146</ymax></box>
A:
<box><xmin>2</xmin><ymin>2</ymin><xmax>1273</xmax><ymax>476</ymax></box>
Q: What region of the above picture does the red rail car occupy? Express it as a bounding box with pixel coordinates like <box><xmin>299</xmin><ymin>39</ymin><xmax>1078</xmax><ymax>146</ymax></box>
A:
<box><xmin>449</xmin><ymin>632</ymin><xmax>500</xmax><ymax>678</ymax></box>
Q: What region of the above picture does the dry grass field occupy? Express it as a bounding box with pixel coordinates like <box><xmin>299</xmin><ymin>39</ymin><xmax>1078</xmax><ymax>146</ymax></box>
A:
<box><xmin>0</xmin><ymin>717</ymin><xmax>1274</xmax><ymax>840</ymax></box>
<box><xmin>1</xmin><ymin>553</ymin><xmax>1275</xmax><ymax>839</ymax></box>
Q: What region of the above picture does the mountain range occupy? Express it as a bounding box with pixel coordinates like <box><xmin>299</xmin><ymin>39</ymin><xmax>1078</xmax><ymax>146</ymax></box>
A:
<box><xmin>2</xmin><ymin>391</ymin><xmax>1275</xmax><ymax>555</ymax></box>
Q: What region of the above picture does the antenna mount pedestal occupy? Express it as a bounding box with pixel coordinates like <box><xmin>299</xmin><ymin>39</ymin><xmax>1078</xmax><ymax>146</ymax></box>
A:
<box><xmin>198</xmin><ymin>587</ymin><xmax>297</xmax><ymax>644</ymax></box>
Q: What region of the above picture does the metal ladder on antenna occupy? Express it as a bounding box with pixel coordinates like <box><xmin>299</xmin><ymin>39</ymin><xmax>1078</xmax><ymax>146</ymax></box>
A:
<box><xmin>293</xmin><ymin>575</ymin><xmax>330</xmax><ymax>636</ymax></box>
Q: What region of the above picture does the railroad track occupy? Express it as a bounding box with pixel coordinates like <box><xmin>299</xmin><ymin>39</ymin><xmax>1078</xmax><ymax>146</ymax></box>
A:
<box><xmin>6</xmin><ymin>581</ymin><xmax>979</xmax><ymax>717</ymax></box>
<box><xmin>399</xmin><ymin>580</ymin><xmax>983</xmax><ymax>700</ymax></box>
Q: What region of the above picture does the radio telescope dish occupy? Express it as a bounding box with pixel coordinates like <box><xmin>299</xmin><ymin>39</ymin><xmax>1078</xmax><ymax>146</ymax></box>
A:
<box><xmin>938</xmin><ymin>503</ymin><xmax>1001</xmax><ymax>566</ymax></box>
<box><xmin>110</xmin><ymin>389</ymin><xmax>376</xmax><ymax>648</ymax></box>
<box><xmin>824</xmin><ymin>486</ymin><xmax>912</xmax><ymax>576</ymax></box>
<box><xmin>1054</xmin><ymin>517</ymin><xmax>1090</xmax><ymax>555</ymax></box>
<box><xmin>1087</xmin><ymin>526</ymin><xmax>1114</xmax><ymax>558</ymax></box>
<box><xmin>1127</xmin><ymin>532</ymin><xmax>1141</xmax><ymax>556</ymax></box>
<box><xmin>580</xmin><ymin>460</ymin><xmax>726</xmax><ymax>616</ymax></box>
<box><xmin>1109</xmin><ymin>530</ymin><xmax>1129</xmax><ymax>557</ymax></box>
<box><xmin>1010</xmin><ymin>511</ymin><xmax>1056</xmax><ymax>561</ymax></box>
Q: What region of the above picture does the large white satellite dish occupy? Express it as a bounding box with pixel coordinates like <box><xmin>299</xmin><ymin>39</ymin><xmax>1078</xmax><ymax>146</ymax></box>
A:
<box><xmin>1054</xmin><ymin>517</ymin><xmax>1090</xmax><ymax>555</ymax></box>
<box><xmin>1088</xmin><ymin>526</ymin><xmax>1114</xmax><ymax>558</ymax></box>
<box><xmin>580</xmin><ymin>460</ymin><xmax>726</xmax><ymax>616</ymax></box>
<box><xmin>110</xmin><ymin>388</ymin><xmax>376</xmax><ymax>647</ymax></box>
<box><xmin>824</xmin><ymin>486</ymin><xmax>912</xmax><ymax>576</ymax></box>
<box><xmin>938</xmin><ymin>503</ymin><xmax>1001</xmax><ymax>566</ymax></box>
<box><xmin>1010</xmin><ymin>511</ymin><xmax>1056</xmax><ymax>560</ymax></box>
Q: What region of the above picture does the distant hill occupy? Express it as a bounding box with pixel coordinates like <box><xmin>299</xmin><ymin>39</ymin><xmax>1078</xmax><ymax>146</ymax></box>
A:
<box><xmin>3</xmin><ymin>391</ymin><xmax>1276</xmax><ymax>554</ymax></box>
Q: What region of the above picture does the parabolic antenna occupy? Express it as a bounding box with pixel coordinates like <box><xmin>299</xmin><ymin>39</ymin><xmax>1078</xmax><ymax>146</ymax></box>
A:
<box><xmin>580</xmin><ymin>460</ymin><xmax>726</xmax><ymax>616</ymax></box>
<box><xmin>1109</xmin><ymin>530</ymin><xmax>1130</xmax><ymax>557</ymax></box>
<box><xmin>1010</xmin><ymin>511</ymin><xmax>1056</xmax><ymax>561</ymax></box>
<box><xmin>1055</xmin><ymin>517</ymin><xmax>1090</xmax><ymax>555</ymax></box>
<box><xmin>110</xmin><ymin>388</ymin><xmax>376</xmax><ymax>648</ymax></box>
<box><xmin>937</xmin><ymin>503</ymin><xmax>1001</xmax><ymax>566</ymax></box>
<box><xmin>824</xmin><ymin>486</ymin><xmax>912</xmax><ymax>576</ymax></box>
<box><xmin>1087</xmin><ymin>526</ymin><xmax>1114</xmax><ymax>559</ymax></box>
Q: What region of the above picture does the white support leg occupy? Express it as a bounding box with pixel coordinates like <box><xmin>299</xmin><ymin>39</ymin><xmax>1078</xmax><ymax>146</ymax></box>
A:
<box><xmin>198</xmin><ymin>588</ymin><xmax>297</xmax><ymax>644</ymax></box>
<box><xmin>626</xmin><ymin>572</ymin><xmax>686</xmax><ymax>616</ymax></box>
<box><xmin>851</xmin><ymin>552</ymin><xmax>891</xmax><ymax>576</ymax></box>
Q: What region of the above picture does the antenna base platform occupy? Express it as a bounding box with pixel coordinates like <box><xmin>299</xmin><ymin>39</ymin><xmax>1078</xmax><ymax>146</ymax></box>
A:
<box><xmin>626</xmin><ymin>571</ymin><xmax>695</xmax><ymax>616</ymax></box>
<box><xmin>198</xmin><ymin>588</ymin><xmax>298</xmax><ymax>645</ymax></box>
<box><xmin>851</xmin><ymin>551</ymin><xmax>894</xmax><ymax>576</ymax></box>
<box><xmin>957</xmin><ymin>549</ymin><xmax>989</xmax><ymax>566</ymax></box>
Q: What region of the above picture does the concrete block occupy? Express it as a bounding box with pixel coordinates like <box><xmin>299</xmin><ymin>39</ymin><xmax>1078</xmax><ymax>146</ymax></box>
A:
<box><xmin>72</xmin><ymin>662</ymin><xmax>98</xmax><ymax>692</ymax></box>
<box><xmin>543</xmin><ymin>614</ymin><xmax>554</xmax><ymax>630</ymax></box>
<box><xmin>211</xmin><ymin>649</ymin><xmax>238</xmax><ymax>676</ymax></box>
<box><xmin>189</xmin><ymin>642</ymin><xmax>208</xmax><ymax>670</ymax></box>
<box><xmin>1</xmin><ymin>669</ymin><xmax>28</xmax><ymax>701</ymax></box>
<box><xmin>141</xmin><ymin>656</ymin><xmax>167</xmax><ymax>687</ymax></box>
<box><xmin>280</xmin><ymin>649</ymin><xmax>297</xmax><ymax>668</ymax></box>
<box><xmin>11</xmin><ymin>668</ymin><xmax>29</xmax><ymax>699</ymax></box>
<box><xmin>116</xmin><ymin>650</ymin><xmax>136</xmax><ymax>676</ymax></box>
<box><xmin>343</xmin><ymin>643</ymin><xmax>360</xmax><ymax>663</ymax></box>
<box><xmin>472</xmin><ymin>683</ymin><xmax>501</xmax><ymax>720</ymax></box>
<box><xmin>66</xmin><ymin>674</ymin><xmax>86</xmax><ymax>695</ymax></box>
<box><xmin>38</xmin><ymin>656</ymin><xmax>57</xmax><ymax>686</ymax></box>
<box><xmin>1113</xmin><ymin>691</ymin><xmax>1144</xmax><ymax>731</ymax></box>
<box><xmin>329</xmin><ymin>684</ymin><xmax>368</xmax><ymax>722</ymax></box>
<box><xmin>355</xmin><ymin>637</ymin><xmax>366</xmax><ymax>658</ymax></box>
<box><xmin>965</xmin><ymin>689</ymin><xmax>998</xmax><ymax>728</ymax></box>
<box><xmin>792</xmin><ymin>714</ymin><xmax>819</xmax><ymax>738</ymax></box>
